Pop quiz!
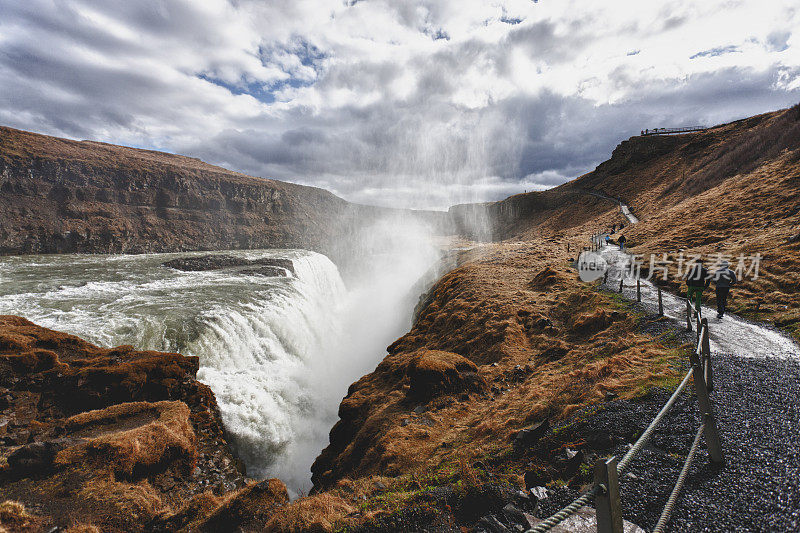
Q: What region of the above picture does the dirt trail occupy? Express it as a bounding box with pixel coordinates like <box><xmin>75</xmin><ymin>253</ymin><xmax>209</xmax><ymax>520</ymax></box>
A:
<box><xmin>619</xmin><ymin>205</ymin><xmax>638</xmax><ymax>225</ymax></box>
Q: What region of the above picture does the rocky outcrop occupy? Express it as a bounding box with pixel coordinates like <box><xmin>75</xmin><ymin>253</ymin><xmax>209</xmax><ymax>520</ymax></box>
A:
<box><xmin>0</xmin><ymin>126</ymin><xmax>451</xmax><ymax>262</ymax></box>
<box><xmin>405</xmin><ymin>350</ymin><xmax>486</xmax><ymax>401</ymax></box>
<box><xmin>163</xmin><ymin>254</ymin><xmax>296</xmax><ymax>276</ymax></box>
<box><xmin>0</xmin><ymin>315</ymin><xmax>287</xmax><ymax>531</ymax></box>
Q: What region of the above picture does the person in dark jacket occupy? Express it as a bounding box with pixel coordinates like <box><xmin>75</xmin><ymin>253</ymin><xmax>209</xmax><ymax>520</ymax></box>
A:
<box><xmin>685</xmin><ymin>259</ymin><xmax>710</xmax><ymax>313</ymax></box>
<box><xmin>713</xmin><ymin>260</ymin><xmax>737</xmax><ymax>318</ymax></box>
<box><xmin>617</xmin><ymin>234</ymin><xmax>627</xmax><ymax>251</ymax></box>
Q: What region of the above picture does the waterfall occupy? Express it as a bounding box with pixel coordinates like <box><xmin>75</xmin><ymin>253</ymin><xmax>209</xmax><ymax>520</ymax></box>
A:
<box><xmin>0</xmin><ymin>232</ymin><xmax>441</xmax><ymax>495</ymax></box>
<box><xmin>191</xmin><ymin>252</ymin><xmax>348</xmax><ymax>491</ymax></box>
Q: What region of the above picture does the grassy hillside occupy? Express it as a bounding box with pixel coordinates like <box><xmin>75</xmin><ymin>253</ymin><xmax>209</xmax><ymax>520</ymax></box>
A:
<box><xmin>471</xmin><ymin>104</ymin><xmax>800</xmax><ymax>338</ymax></box>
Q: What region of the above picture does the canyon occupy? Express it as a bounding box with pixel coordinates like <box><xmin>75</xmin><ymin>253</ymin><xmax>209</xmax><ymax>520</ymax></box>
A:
<box><xmin>1</xmin><ymin>104</ymin><xmax>799</xmax><ymax>531</ymax></box>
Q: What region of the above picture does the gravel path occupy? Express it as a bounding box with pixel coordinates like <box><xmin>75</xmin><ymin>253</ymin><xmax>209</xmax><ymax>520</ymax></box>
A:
<box><xmin>614</xmin><ymin>353</ymin><xmax>800</xmax><ymax>532</ymax></box>
<box><xmin>552</xmin><ymin>243</ymin><xmax>800</xmax><ymax>531</ymax></box>
<box><xmin>537</xmin><ymin>352</ymin><xmax>800</xmax><ymax>533</ymax></box>
<box><xmin>597</xmin><ymin>244</ymin><xmax>798</xmax><ymax>358</ymax></box>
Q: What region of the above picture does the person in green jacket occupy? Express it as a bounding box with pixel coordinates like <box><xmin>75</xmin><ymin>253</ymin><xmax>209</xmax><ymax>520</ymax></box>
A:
<box><xmin>685</xmin><ymin>259</ymin><xmax>711</xmax><ymax>313</ymax></box>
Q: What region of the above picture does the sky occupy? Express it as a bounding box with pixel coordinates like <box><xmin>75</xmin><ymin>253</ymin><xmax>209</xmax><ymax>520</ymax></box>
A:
<box><xmin>1</xmin><ymin>0</ymin><xmax>799</xmax><ymax>210</ymax></box>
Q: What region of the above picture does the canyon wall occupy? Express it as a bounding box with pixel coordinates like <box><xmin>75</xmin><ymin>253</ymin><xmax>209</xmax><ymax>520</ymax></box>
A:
<box><xmin>0</xmin><ymin>126</ymin><xmax>450</xmax><ymax>264</ymax></box>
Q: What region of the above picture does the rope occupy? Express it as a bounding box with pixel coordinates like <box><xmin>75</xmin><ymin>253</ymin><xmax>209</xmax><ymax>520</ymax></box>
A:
<box><xmin>652</xmin><ymin>422</ymin><xmax>705</xmax><ymax>533</ymax></box>
<box><xmin>695</xmin><ymin>327</ymin><xmax>704</xmax><ymax>355</ymax></box>
<box><xmin>526</xmin><ymin>369</ymin><xmax>692</xmax><ymax>532</ymax></box>
<box><xmin>616</xmin><ymin>369</ymin><xmax>693</xmax><ymax>474</ymax></box>
<box><xmin>525</xmin><ymin>485</ymin><xmax>601</xmax><ymax>533</ymax></box>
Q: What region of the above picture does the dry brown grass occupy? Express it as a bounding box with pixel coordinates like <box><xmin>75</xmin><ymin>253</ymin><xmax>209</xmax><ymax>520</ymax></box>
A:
<box><xmin>78</xmin><ymin>475</ymin><xmax>164</xmax><ymax>522</ymax></box>
<box><xmin>0</xmin><ymin>501</ymin><xmax>37</xmax><ymax>532</ymax></box>
<box><xmin>56</xmin><ymin>401</ymin><xmax>196</xmax><ymax>478</ymax></box>
<box><xmin>489</xmin><ymin>104</ymin><xmax>800</xmax><ymax>339</ymax></box>
<box><xmin>311</xmin><ymin>239</ymin><xmax>680</xmax><ymax>493</ymax></box>
<box><xmin>264</xmin><ymin>491</ymin><xmax>357</xmax><ymax>533</ymax></box>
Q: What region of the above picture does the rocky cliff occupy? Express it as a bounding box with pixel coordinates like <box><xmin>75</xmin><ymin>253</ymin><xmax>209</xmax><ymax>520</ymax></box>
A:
<box><xmin>0</xmin><ymin>315</ymin><xmax>295</xmax><ymax>532</ymax></box>
<box><xmin>0</xmin><ymin>126</ymin><xmax>449</xmax><ymax>263</ymax></box>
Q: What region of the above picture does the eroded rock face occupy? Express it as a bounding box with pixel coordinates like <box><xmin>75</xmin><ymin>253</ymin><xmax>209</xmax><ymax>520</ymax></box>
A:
<box><xmin>0</xmin><ymin>126</ymin><xmax>451</xmax><ymax>261</ymax></box>
<box><xmin>0</xmin><ymin>315</ymin><xmax>287</xmax><ymax>532</ymax></box>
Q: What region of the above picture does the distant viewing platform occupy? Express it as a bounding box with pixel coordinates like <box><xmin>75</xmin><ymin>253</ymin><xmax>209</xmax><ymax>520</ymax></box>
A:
<box><xmin>641</xmin><ymin>126</ymin><xmax>706</xmax><ymax>136</ymax></box>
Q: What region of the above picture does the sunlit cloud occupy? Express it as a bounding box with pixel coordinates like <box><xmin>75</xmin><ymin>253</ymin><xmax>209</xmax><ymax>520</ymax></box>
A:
<box><xmin>1</xmin><ymin>0</ymin><xmax>798</xmax><ymax>209</ymax></box>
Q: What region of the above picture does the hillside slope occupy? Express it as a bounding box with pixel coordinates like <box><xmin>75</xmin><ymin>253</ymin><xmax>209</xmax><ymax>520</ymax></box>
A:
<box><xmin>0</xmin><ymin>126</ymin><xmax>447</xmax><ymax>264</ymax></box>
<box><xmin>458</xmin><ymin>104</ymin><xmax>800</xmax><ymax>336</ymax></box>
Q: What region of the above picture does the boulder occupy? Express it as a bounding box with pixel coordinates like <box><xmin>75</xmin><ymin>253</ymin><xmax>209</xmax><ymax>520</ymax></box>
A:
<box><xmin>7</xmin><ymin>441</ymin><xmax>60</xmax><ymax>476</ymax></box>
<box><xmin>513</xmin><ymin>420</ymin><xmax>550</xmax><ymax>451</ymax></box>
<box><xmin>162</xmin><ymin>255</ymin><xmax>295</xmax><ymax>276</ymax></box>
<box><xmin>195</xmin><ymin>478</ymin><xmax>289</xmax><ymax>532</ymax></box>
<box><xmin>405</xmin><ymin>350</ymin><xmax>486</xmax><ymax>401</ymax></box>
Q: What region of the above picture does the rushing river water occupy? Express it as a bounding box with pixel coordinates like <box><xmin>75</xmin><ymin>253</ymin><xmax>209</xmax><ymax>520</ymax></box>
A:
<box><xmin>0</xmin><ymin>243</ymin><xmax>439</xmax><ymax>493</ymax></box>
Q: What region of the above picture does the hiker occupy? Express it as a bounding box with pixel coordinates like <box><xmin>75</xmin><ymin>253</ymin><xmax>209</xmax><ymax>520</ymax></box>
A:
<box><xmin>713</xmin><ymin>260</ymin><xmax>737</xmax><ymax>318</ymax></box>
<box><xmin>685</xmin><ymin>259</ymin><xmax>710</xmax><ymax>313</ymax></box>
<box><xmin>617</xmin><ymin>234</ymin><xmax>627</xmax><ymax>251</ymax></box>
<box><xmin>604</xmin><ymin>234</ymin><xmax>611</xmax><ymax>245</ymax></box>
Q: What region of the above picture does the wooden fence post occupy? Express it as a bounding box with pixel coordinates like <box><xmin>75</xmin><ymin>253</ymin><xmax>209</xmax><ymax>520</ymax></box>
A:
<box><xmin>701</xmin><ymin>318</ymin><xmax>713</xmax><ymax>392</ymax></box>
<box><xmin>686</xmin><ymin>298</ymin><xmax>693</xmax><ymax>332</ymax></box>
<box><xmin>657</xmin><ymin>285</ymin><xmax>664</xmax><ymax>316</ymax></box>
<box><xmin>619</xmin><ymin>276</ymin><xmax>624</xmax><ymax>293</ymax></box>
<box><xmin>636</xmin><ymin>278</ymin><xmax>641</xmax><ymax>302</ymax></box>
<box><xmin>595</xmin><ymin>456</ymin><xmax>624</xmax><ymax>533</ymax></box>
<box><xmin>689</xmin><ymin>348</ymin><xmax>724</xmax><ymax>464</ymax></box>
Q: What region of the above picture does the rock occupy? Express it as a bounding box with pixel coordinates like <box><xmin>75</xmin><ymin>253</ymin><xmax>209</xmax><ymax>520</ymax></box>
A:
<box><xmin>530</xmin><ymin>486</ymin><xmax>549</xmax><ymax>500</ymax></box>
<box><xmin>194</xmin><ymin>478</ymin><xmax>289</xmax><ymax>532</ymax></box>
<box><xmin>525</xmin><ymin>507</ymin><xmax>646</xmax><ymax>532</ymax></box>
<box><xmin>477</xmin><ymin>514</ymin><xmax>512</xmax><ymax>533</ymax></box>
<box><xmin>562</xmin><ymin>449</ymin><xmax>585</xmax><ymax>478</ymax></box>
<box><xmin>7</xmin><ymin>441</ymin><xmax>60</xmax><ymax>476</ymax></box>
<box><xmin>565</xmin><ymin>447</ymin><xmax>578</xmax><ymax>459</ymax></box>
<box><xmin>513</xmin><ymin>420</ymin><xmax>550</xmax><ymax>451</ymax></box>
<box><xmin>523</xmin><ymin>469</ymin><xmax>550</xmax><ymax>490</ymax></box>
<box><xmin>405</xmin><ymin>350</ymin><xmax>487</xmax><ymax>402</ymax></box>
<box><xmin>501</xmin><ymin>503</ymin><xmax>527</xmax><ymax>526</ymax></box>
<box><xmin>163</xmin><ymin>255</ymin><xmax>295</xmax><ymax>276</ymax></box>
<box><xmin>412</xmin><ymin>405</ymin><xmax>427</xmax><ymax>415</ymax></box>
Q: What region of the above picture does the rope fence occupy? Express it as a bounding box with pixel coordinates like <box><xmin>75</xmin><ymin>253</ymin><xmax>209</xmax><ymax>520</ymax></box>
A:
<box><xmin>532</xmin><ymin>236</ymin><xmax>726</xmax><ymax>532</ymax></box>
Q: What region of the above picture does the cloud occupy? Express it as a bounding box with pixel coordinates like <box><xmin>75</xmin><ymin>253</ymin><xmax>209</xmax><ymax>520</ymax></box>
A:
<box><xmin>690</xmin><ymin>45</ymin><xmax>741</xmax><ymax>59</ymax></box>
<box><xmin>0</xmin><ymin>0</ymin><xmax>799</xmax><ymax>209</ymax></box>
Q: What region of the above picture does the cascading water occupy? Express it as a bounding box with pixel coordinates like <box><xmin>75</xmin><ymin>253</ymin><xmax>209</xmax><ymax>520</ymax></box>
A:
<box><xmin>0</xmin><ymin>218</ymin><xmax>443</xmax><ymax>494</ymax></box>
